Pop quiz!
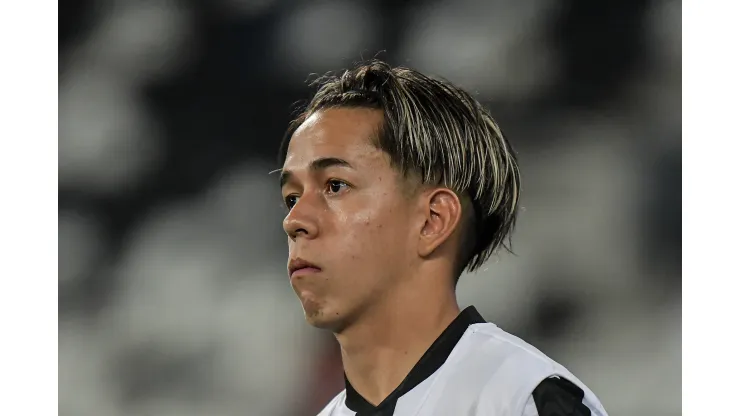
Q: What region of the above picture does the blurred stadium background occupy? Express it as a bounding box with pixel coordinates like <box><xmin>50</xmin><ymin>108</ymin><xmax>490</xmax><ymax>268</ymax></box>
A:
<box><xmin>58</xmin><ymin>0</ymin><xmax>681</xmax><ymax>415</ymax></box>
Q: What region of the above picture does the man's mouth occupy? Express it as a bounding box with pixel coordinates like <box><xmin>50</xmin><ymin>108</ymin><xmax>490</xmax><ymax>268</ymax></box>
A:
<box><xmin>288</xmin><ymin>257</ymin><xmax>322</xmax><ymax>278</ymax></box>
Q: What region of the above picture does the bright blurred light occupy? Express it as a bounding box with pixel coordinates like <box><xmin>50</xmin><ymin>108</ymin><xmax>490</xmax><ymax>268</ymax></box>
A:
<box><xmin>59</xmin><ymin>210</ymin><xmax>104</xmax><ymax>286</ymax></box>
<box><xmin>399</xmin><ymin>0</ymin><xmax>560</xmax><ymax>101</ymax></box>
<box><xmin>59</xmin><ymin>322</ymin><xmax>123</xmax><ymax>416</ymax></box>
<box><xmin>97</xmin><ymin>164</ymin><xmax>316</xmax><ymax>413</ymax></box>
<box><xmin>58</xmin><ymin>67</ymin><xmax>164</xmax><ymax>194</ymax></box>
<box><xmin>273</xmin><ymin>0</ymin><xmax>379</xmax><ymax>81</ymax></box>
<box><xmin>519</xmin><ymin>120</ymin><xmax>642</xmax><ymax>295</ymax></box>
<box><xmin>86</xmin><ymin>0</ymin><xmax>195</xmax><ymax>83</ymax></box>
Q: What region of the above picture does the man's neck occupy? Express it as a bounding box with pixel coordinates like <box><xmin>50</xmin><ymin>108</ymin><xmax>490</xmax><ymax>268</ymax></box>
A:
<box><xmin>335</xmin><ymin>286</ymin><xmax>460</xmax><ymax>406</ymax></box>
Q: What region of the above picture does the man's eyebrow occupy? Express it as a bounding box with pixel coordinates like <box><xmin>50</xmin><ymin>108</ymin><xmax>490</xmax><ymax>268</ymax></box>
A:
<box><xmin>276</xmin><ymin>157</ymin><xmax>354</xmax><ymax>188</ymax></box>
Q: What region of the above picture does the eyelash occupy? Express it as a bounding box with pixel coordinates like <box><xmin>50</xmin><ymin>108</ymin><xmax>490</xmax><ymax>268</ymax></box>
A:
<box><xmin>283</xmin><ymin>179</ymin><xmax>350</xmax><ymax>210</ymax></box>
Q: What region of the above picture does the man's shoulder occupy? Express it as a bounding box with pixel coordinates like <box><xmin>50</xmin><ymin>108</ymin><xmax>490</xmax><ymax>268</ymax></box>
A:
<box><xmin>462</xmin><ymin>322</ymin><xmax>558</xmax><ymax>370</ymax></box>
<box><xmin>461</xmin><ymin>323</ymin><xmax>609</xmax><ymax>415</ymax></box>
<box><xmin>522</xmin><ymin>377</ymin><xmax>607</xmax><ymax>416</ymax></box>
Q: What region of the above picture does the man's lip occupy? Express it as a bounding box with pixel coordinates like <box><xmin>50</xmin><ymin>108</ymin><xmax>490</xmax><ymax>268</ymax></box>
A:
<box><xmin>290</xmin><ymin>266</ymin><xmax>322</xmax><ymax>279</ymax></box>
<box><xmin>288</xmin><ymin>257</ymin><xmax>322</xmax><ymax>276</ymax></box>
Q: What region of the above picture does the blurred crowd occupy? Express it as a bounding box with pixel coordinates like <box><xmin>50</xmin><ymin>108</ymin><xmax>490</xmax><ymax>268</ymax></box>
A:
<box><xmin>59</xmin><ymin>0</ymin><xmax>681</xmax><ymax>415</ymax></box>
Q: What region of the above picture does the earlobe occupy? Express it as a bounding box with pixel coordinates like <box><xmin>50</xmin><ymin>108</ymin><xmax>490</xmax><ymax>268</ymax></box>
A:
<box><xmin>418</xmin><ymin>188</ymin><xmax>463</xmax><ymax>258</ymax></box>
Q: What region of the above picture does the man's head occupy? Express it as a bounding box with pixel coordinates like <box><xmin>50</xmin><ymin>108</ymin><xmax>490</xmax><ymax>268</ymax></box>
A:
<box><xmin>278</xmin><ymin>60</ymin><xmax>520</xmax><ymax>331</ymax></box>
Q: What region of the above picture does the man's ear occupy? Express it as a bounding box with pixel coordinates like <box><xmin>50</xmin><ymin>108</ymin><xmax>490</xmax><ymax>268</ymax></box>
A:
<box><xmin>417</xmin><ymin>188</ymin><xmax>463</xmax><ymax>258</ymax></box>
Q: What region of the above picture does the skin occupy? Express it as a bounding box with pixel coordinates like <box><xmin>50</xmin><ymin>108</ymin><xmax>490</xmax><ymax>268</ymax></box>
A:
<box><xmin>280</xmin><ymin>107</ymin><xmax>465</xmax><ymax>405</ymax></box>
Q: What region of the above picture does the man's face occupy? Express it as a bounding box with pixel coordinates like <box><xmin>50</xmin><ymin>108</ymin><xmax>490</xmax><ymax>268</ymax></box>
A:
<box><xmin>280</xmin><ymin>107</ymin><xmax>418</xmax><ymax>331</ymax></box>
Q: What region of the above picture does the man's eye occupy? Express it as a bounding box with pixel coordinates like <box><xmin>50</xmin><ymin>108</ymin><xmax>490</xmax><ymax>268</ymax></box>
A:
<box><xmin>327</xmin><ymin>180</ymin><xmax>348</xmax><ymax>194</ymax></box>
<box><xmin>284</xmin><ymin>195</ymin><xmax>298</xmax><ymax>209</ymax></box>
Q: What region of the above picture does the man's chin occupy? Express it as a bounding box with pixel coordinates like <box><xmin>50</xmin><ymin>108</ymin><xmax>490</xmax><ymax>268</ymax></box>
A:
<box><xmin>303</xmin><ymin>307</ymin><xmax>348</xmax><ymax>332</ymax></box>
<box><xmin>304</xmin><ymin>310</ymin><xmax>339</xmax><ymax>330</ymax></box>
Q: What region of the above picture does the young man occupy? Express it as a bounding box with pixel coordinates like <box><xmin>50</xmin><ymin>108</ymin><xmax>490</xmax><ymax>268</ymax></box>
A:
<box><xmin>278</xmin><ymin>60</ymin><xmax>608</xmax><ymax>416</ymax></box>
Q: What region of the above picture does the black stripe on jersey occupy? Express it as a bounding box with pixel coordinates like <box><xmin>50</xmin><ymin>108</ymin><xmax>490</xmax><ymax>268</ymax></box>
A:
<box><xmin>344</xmin><ymin>306</ymin><xmax>486</xmax><ymax>416</ymax></box>
<box><xmin>532</xmin><ymin>377</ymin><xmax>591</xmax><ymax>416</ymax></box>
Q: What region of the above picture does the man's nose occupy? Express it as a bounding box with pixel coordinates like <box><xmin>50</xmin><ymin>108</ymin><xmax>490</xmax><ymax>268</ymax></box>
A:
<box><xmin>283</xmin><ymin>194</ymin><xmax>320</xmax><ymax>241</ymax></box>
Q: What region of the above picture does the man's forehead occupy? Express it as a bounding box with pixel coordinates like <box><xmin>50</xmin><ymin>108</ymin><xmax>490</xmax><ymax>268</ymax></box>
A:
<box><xmin>283</xmin><ymin>108</ymin><xmax>384</xmax><ymax>167</ymax></box>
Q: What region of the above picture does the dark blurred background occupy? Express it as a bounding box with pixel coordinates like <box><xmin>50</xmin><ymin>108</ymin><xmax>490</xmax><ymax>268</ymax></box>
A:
<box><xmin>58</xmin><ymin>1</ymin><xmax>681</xmax><ymax>415</ymax></box>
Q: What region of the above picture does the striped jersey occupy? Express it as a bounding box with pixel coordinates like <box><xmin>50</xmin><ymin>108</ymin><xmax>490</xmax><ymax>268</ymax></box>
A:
<box><xmin>317</xmin><ymin>306</ymin><xmax>608</xmax><ymax>416</ymax></box>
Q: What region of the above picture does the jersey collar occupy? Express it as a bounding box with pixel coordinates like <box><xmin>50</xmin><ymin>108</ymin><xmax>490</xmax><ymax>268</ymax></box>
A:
<box><xmin>344</xmin><ymin>305</ymin><xmax>486</xmax><ymax>414</ymax></box>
